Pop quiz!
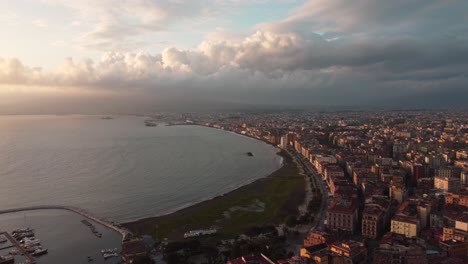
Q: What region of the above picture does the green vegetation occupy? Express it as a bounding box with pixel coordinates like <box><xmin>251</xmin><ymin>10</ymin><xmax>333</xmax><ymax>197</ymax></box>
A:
<box><xmin>123</xmin><ymin>150</ymin><xmax>305</xmax><ymax>241</ymax></box>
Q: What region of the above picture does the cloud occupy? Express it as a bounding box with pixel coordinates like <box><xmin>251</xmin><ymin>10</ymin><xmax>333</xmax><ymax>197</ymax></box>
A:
<box><xmin>0</xmin><ymin>58</ymin><xmax>46</xmax><ymax>85</ymax></box>
<box><xmin>43</xmin><ymin>0</ymin><xmax>255</xmax><ymax>51</ymax></box>
<box><xmin>263</xmin><ymin>0</ymin><xmax>468</xmax><ymax>37</ymax></box>
<box><xmin>1</xmin><ymin>0</ymin><xmax>468</xmax><ymax>108</ymax></box>
<box><xmin>32</xmin><ymin>19</ymin><xmax>48</xmax><ymax>28</ymax></box>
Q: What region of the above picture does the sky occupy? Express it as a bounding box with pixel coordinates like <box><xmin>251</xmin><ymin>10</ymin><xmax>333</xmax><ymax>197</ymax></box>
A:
<box><xmin>1</xmin><ymin>0</ymin><xmax>467</xmax><ymax>113</ymax></box>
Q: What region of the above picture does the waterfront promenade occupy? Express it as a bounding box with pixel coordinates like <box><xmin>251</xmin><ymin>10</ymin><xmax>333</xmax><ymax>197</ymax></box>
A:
<box><xmin>0</xmin><ymin>205</ymin><xmax>131</xmax><ymax>239</ymax></box>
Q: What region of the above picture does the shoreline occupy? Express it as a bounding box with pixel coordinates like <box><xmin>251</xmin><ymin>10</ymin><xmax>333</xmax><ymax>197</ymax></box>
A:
<box><xmin>0</xmin><ymin>117</ymin><xmax>298</xmax><ymax>242</ymax></box>
<box><xmin>120</xmin><ymin>122</ymin><xmax>285</xmax><ymax>223</ymax></box>
<box><xmin>122</xmin><ymin>148</ymin><xmax>305</xmax><ymax>240</ymax></box>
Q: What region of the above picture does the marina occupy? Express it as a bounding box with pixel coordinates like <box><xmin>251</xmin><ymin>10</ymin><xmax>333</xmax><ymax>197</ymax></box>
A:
<box><xmin>0</xmin><ymin>209</ymin><xmax>122</xmax><ymax>264</ymax></box>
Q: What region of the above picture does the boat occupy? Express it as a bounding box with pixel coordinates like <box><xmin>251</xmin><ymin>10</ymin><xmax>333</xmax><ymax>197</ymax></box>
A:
<box><xmin>12</xmin><ymin>228</ymin><xmax>33</xmax><ymax>234</ymax></box>
<box><xmin>87</xmin><ymin>256</ymin><xmax>94</xmax><ymax>262</ymax></box>
<box><xmin>101</xmin><ymin>248</ymin><xmax>117</xmax><ymax>254</ymax></box>
<box><xmin>81</xmin><ymin>220</ymin><xmax>92</xmax><ymax>226</ymax></box>
<box><xmin>13</xmin><ymin>232</ymin><xmax>34</xmax><ymax>240</ymax></box>
<box><xmin>103</xmin><ymin>252</ymin><xmax>118</xmax><ymax>259</ymax></box>
<box><xmin>144</xmin><ymin>119</ymin><xmax>157</xmax><ymax>127</ymax></box>
<box><xmin>246</xmin><ymin>152</ymin><xmax>254</xmax><ymax>156</ymax></box>
<box><xmin>20</xmin><ymin>238</ymin><xmax>40</xmax><ymax>244</ymax></box>
<box><xmin>25</xmin><ymin>246</ymin><xmax>42</xmax><ymax>253</ymax></box>
<box><xmin>31</xmin><ymin>248</ymin><xmax>48</xmax><ymax>256</ymax></box>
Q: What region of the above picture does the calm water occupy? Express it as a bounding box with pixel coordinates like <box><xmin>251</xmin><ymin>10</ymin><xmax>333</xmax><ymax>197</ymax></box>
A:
<box><xmin>0</xmin><ymin>209</ymin><xmax>121</xmax><ymax>264</ymax></box>
<box><xmin>0</xmin><ymin>115</ymin><xmax>282</xmax><ymax>222</ymax></box>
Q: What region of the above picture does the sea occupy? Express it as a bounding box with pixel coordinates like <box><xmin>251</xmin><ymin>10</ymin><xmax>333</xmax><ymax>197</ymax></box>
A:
<box><xmin>0</xmin><ymin>115</ymin><xmax>282</xmax><ymax>223</ymax></box>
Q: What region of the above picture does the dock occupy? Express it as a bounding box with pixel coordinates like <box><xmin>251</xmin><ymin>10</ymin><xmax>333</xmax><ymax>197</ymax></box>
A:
<box><xmin>1</xmin><ymin>231</ymin><xmax>36</xmax><ymax>264</ymax></box>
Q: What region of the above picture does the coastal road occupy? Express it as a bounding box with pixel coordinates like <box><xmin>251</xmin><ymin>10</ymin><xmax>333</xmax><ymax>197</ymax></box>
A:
<box><xmin>286</xmin><ymin>148</ymin><xmax>329</xmax><ymax>231</ymax></box>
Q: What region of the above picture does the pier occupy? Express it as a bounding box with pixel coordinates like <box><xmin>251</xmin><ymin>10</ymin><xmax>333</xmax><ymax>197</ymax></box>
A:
<box><xmin>1</xmin><ymin>231</ymin><xmax>36</xmax><ymax>263</ymax></box>
<box><xmin>0</xmin><ymin>205</ymin><xmax>131</xmax><ymax>240</ymax></box>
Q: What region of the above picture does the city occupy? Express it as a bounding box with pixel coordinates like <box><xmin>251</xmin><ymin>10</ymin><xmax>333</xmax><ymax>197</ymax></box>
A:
<box><xmin>138</xmin><ymin>110</ymin><xmax>468</xmax><ymax>264</ymax></box>
<box><xmin>1</xmin><ymin>0</ymin><xmax>468</xmax><ymax>263</ymax></box>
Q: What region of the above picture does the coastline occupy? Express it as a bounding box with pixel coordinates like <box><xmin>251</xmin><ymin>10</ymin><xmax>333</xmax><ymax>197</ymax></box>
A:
<box><xmin>0</xmin><ymin>117</ymin><xmax>301</xmax><ymax>242</ymax></box>
<box><xmin>122</xmin><ymin>147</ymin><xmax>305</xmax><ymax>240</ymax></box>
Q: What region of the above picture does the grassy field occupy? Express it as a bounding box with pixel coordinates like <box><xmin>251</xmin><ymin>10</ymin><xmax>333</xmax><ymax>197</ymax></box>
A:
<box><xmin>122</xmin><ymin>150</ymin><xmax>305</xmax><ymax>241</ymax></box>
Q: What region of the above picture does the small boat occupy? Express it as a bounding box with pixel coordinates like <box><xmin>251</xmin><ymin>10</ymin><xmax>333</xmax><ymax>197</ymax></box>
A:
<box><xmin>12</xmin><ymin>228</ymin><xmax>33</xmax><ymax>234</ymax></box>
<box><xmin>25</xmin><ymin>246</ymin><xmax>42</xmax><ymax>253</ymax></box>
<box><xmin>246</xmin><ymin>152</ymin><xmax>254</xmax><ymax>156</ymax></box>
<box><xmin>31</xmin><ymin>248</ymin><xmax>48</xmax><ymax>256</ymax></box>
<box><xmin>103</xmin><ymin>252</ymin><xmax>118</xmax><ymax>259</ymax></box>
<box><xmin>81</xmin><ymin>220</ymin><xmax>92</xmax><ymax>226</ymax></box>
<box><xmin>0</xmin><ymin>255</ymin><xmax>14</xmax><ymax>264</ymax></box>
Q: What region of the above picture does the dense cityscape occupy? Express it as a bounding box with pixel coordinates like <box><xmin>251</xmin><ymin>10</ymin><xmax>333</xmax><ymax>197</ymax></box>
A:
<box><xmin>140</xmin><ymin>110</ymin><xmax>468</xmax><ymax>264</ymax></box>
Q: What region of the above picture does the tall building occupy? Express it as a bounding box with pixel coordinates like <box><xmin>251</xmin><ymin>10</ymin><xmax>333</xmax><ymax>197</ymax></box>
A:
<box><xmin>391</xmin><ymin>215</ymin><xmax>420</xmax><ymax>238</ymax></box>
<box><xmin>461</xmin><ymin>170</ymin><xmax>468</xmax><ymax>186</ymax></box>
<box><xmin>412</xmin><ymin>163</ymin><xmax>424</xmax><ymax>186</ymax></box>
<box><xmin>435</xmin><ymin>166</ymin><xmax>462</xmax><ymax>178</ymax></box>
<box><xmin>434</xmin><ymin>176</ymin><xmax>461</xmax><ymax>192</ymax></box>
<box><xmin>362</xmin><ymin>206</ymin><xmax>385</xmax><ymax>239</ymax></box>
<box><xmin>327</xmin><ymin>196</ymin><xmax>358</xmax><ymax>234</ymax></box>
<box><xmin>280</xmin><ymin>136</ymin><xmax>288</xmax><ymax>149</ymax></box>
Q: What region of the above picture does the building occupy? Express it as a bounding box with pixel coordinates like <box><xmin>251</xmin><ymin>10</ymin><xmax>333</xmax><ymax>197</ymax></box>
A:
<box><xmin>391</xmin><ymin>215</ymin><xmax>420</xmax><ymax>238</ymax></box>
<box><xmin>327</xmin><ymin>196</ymin><xmax>358</xmax><ymax>234</ymax></box>
<box><xmin>324</xmin><ymin>165</ymin><xmax>345</xmax><ymax>181</ymax></box>
<box><xmin>280</xmin><ymin>136</ymin><xmax>288</xmax><ymax>149</ymax></box>
<box><xmin>455</xmin><ymin>150</ymin><xmax>468</xmax><ymax>160</ymax></box>
<box><xmin>299</xmin><ymin>243</ymin><xmax>328</xmax><ymax>263</ymax></box>
<box><xmin>362</xmin><ymin>206</ymin><xmax>385</xmax><ymax>239</ymax></box>
<box><xmin>412</xmin><ymin>163</ymin><xmax>424</xmax><ymax>186</ymax></box>
<box><xmin>434</xmin><ymin>176</ymin><xmax>461</xmax><ymax>192</ymax></box>
<box><xmin>435</xmin><ymin>167</ymin><xmax>462</xmax><ymax>179</ymax></box>
<box><xmin>443</xmin><ymin>216</ymin><xmax>468</xmax><ymax>242</ymax></box>
<box><xmin>461</xmin><ymin>170</ymin><xmax>468</xmax><ymax>186</ymax></box>
<box><xmin>329</xmin><ymin>240</ymin><xmax>367</xmax><ymax>264</ymax></box>
<box><xmin>439</xmin><ymin>239</ymin><xmax>467</xmax><ymax>259</ymax></box>
<box><xmin>389</xmin><ymin>180</ymin><xmax>407</xmax><ymax>204</ymax></box>
<box><xmin>445</xmin><ymin>192</ymin><xmax>468</xmax><ymax>207</ymax></box>
<box><xmin>303</xmin><ymin>231</ymin><xmax>333</xmax><ymax>247</ymax></box>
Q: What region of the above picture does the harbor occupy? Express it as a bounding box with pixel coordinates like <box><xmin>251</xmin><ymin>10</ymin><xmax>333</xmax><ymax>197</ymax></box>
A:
<box><xmin>0</xmin><ymin>209</ymin><xmax>123</xmax><ymax>264</ymax></box>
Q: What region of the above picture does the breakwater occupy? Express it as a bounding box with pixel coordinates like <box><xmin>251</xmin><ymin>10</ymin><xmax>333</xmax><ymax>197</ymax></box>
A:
<box><xmin>0</xmin><ymin>206</ymin><xmax>131</xmax><ymax>239</ymax></box>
